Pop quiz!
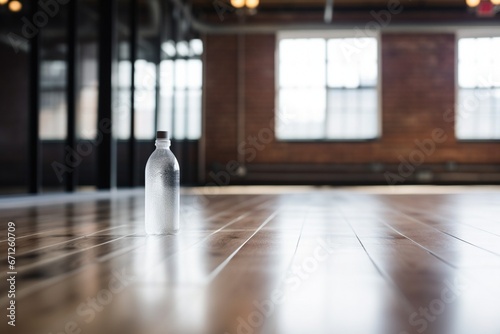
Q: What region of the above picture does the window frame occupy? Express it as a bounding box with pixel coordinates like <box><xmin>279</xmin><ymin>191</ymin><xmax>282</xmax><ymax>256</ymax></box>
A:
<box><xmin>275</xmin><ymin>30</ymin><xmax>382</xmax><ymax>142</ymax></box>
<box><xmin>455</xmin><ymin>29</ymin><xmax>500</xmax><ymax>142</ymax></box>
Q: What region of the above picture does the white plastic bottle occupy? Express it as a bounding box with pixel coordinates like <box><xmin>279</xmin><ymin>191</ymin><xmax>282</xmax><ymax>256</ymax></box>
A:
<box><xmin>145</xmin><ymin>131</ymin><xmax>180</xmax><ymax>235</ymax></box>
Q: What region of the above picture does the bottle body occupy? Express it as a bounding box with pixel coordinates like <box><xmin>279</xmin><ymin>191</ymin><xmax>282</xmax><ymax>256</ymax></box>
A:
<box><xmin>145</xmin><ymin>142</ymin><xmax>180</xmax><ymax>235</ymax></box>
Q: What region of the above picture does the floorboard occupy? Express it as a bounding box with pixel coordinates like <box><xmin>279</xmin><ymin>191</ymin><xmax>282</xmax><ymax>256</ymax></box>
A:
<box><xmin>1</xmin><ymin>186</ymin><xmax>500</xmax><ymax>334</ymax></box>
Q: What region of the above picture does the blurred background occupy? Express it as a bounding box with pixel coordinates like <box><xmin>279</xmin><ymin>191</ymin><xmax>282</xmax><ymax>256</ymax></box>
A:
<box><xmin>0</xmin><ymin>0</ymin><xmax>499</xmax><ymax>196</ymax></box>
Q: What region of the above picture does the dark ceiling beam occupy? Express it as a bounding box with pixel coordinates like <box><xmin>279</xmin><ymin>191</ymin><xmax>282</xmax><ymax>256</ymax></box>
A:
<box><xmin>191</xmin><ymin>2</ymin><xmax>469</xmax><ymax>14</ymax></box>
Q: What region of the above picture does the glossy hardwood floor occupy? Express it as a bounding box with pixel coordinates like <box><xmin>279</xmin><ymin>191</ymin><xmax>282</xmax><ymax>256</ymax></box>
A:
<box><xmin>1</xmin><ymin>186</ymin><xmax>500</xmax><ymax>334</ymax></box>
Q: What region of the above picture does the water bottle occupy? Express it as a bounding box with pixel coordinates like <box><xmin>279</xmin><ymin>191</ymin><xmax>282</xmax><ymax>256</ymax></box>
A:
<box><xmin>145</xmin><ymin>131</ymin><xmax>180</xmax><ymax>235</ymax></box>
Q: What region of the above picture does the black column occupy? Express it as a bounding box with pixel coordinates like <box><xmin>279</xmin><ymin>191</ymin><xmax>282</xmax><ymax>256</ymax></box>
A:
<box><xmin>65</xmin><ymin>0</ymin><xmax>78</xmax><ymax>192</ymax></box>
<box><xmin>28</xmin><ymin>0</ymin><xmax>41</xmax><ymax>194</ymax></box>
<box><xmin>97</xmin><ymin>0</ymin><xmax>116</xmax><ymax>189</ymax></box>
<box><xmin>128</xmin><ymin>0</ymin><xmax>138</xmax><ymax>187</ymax></box>
<box><xmin>153</xmin><ymin>0</ymin><xmax>163</xmax><ymax>136</ymax></box>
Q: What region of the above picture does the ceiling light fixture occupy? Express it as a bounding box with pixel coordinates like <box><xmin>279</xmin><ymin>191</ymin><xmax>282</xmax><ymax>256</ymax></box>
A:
<box><xmin>466</xmin><ymin>0</ymin><xmax>481</xmax><ymax>6</ymax></box>
<box><xmin>245</xmin><ymin>0</ymin><xmax>259</xmax><ymax>9</ymax></box>
<box><xmin>230</xmin><ymin>0</ymin><xmax>245</xmax><ymax>8</ymax></box>
<box><xmin>8</xmin><ymin>0</ymin><xmax>22</xmax><ymax>12</ymax></box>
<box><xmin>1</xmin><ymin>0</ymin><xmax>24</xmax><ymax>11</ymax></box>
<box><xmin>231</xmin><ymin>0</ymin><xmax>259</xmax><ymax>10</ymax></box>
<box><xmin>466</xmin><ymin>0</ymin><xmax>500</xmax><ymax>16</ymax></box>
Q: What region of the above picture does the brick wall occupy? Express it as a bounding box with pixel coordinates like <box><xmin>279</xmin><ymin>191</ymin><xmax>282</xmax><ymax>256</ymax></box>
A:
<box><xmin>204</xmin><ymin>32</ymin><xmax>500</xmax><ymax>184</ymax></box>
<box><xmin>204</xmin><ymin>35</ymin><xmax>239</xmax><ymax>165</ymax></box>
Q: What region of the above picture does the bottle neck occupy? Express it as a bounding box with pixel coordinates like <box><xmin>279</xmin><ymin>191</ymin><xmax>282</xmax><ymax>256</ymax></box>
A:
<box><xmin>155</xmin><ymin>139</ymin><xmax>171</xmax><ymax>149</ymax></box>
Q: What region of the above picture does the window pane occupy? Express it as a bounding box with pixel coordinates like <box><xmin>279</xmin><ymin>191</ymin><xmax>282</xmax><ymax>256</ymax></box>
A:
<box><xmin>190</xmin><ymin>39</ymin><xmax>204</xmax><ymax>56</ymax></box>
<box><xmin>457</xmin><ymin>37</ymin><xmax>500</xmax><ymax>140</ymax></box>
<box><xmin>493</xmin><ymin>38</ymin><xmax>500</xmax><ymax>86</ymax></box>
<box><xmin>162</xmin><ymin>40</ymin><xmax>177</xmax><ymax>57</ymax></box>
<box><xmin>40</xmin><ymin>93</ymin><xmax>67</xmax><ymax>139</ymax></box>
<box><xmin>459</xmin><ymin>60</ymin><xmax>477</xmax><ymax>88</ymax></box>
<box><xmin>160</xmin><ymin>60</ymin><xmax>174</xmax><ymax>93</ymax></box>
<box><xmin>135</xmin><ymin>60</ymin><xmax>156</xmax><ymax>90</ymax></box>
<box><xmin>457</xmin><ymin>88</ymin><xmax>500</xmax><ymax>139</ymax></box>
<box><xmin>279</xmin><ymin>39</ymin><xmax>325</xmax><ymax>88</ymax></box>
<box><xmin>40</xmin><ymin>61</ymin><xmax>67</xmax><ymax>140</ymax></box>
<box><xmin>187</xmin><ymin>90</ymin><xmax>202</xmax><ymax>140</ymax></box>
<box><xmin>326</xmin><ymin>89</ymin><xmax>377</xmax><ymax>139</ymax></box>
<box><xmin>135</xmin><ymin>90</ymin><xmax>156</xmax><ymax>139</ymax></box>
<box><xmin>277</xmin><ymin>88</ymin><xmax>326</xmax><ymax>140</ymax></box>
<box><xmin>158</xmin><ymin>60</ymin><xmax>174</xmax><ymax>134</ymax></box>
<box><xmin>327</xmin><ymin>38</ymin><xmax>377</xmax><ymax>88</ymax></box>
<box><xmin>176</xmin><ymin>41</ymin><xmax>189</xmax><ymax>57</ymax></box>
<box><xmin>115</xmin><ymin>60</ymin><xmax>132</xmax><ymax>140</ymax></box>
<box><xmin>174</xmin><ymin>90</ymin><xmax>186</xmax><ymax>139</ymax></box>
<box><xmin>187</xmin><ymin>59</ymin><xmax>203</xmax><ymax>89</ymax></box>
<box><xmin>78</xmin><ymin>87</ymin><xmax>98</xmax><ymax>139</ymax></box>
<box><xmin>115</xmin><ymin>89</ymin><xmax>131</xmax><ymax>140</ymax></box>
<box><xmin>158</xmin><ymin>92</ymin><xmax>173</xmax><ymax>135</ymax></box>
<box><xmin>118</xmin><ymin>60</ymin><xmax>132</xmax><ymax>89</ymax></box>
<box><xmin>175</xmin><ymin>60</ymin><xmax>187</xmax><ymax>89</ymax></box>
<box><xmin>134</xmin><ymin>60</ymin><xmax>156</xmax><ymax>139</ymax></box>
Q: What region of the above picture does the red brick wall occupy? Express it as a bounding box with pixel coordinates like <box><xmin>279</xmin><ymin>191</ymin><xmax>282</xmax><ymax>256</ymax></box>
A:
<box><xmin>204</xmin><ymin>35</ymin><xmax>239</xmax><ymax>165</ymax></box>
<box><xmin>203</xmin><ymin>32</ymin><xmax>500</xmax><ymax>183</ymax></box>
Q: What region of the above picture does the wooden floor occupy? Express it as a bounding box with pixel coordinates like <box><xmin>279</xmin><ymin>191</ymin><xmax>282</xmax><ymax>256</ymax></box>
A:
<box><xmin>1</xmin><ymin>186</ymin><xmax>500</xmax><ymax>334</ymax></box>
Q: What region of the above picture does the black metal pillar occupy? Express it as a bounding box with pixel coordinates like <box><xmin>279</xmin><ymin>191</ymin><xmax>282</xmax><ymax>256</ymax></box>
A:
<box><xmin>65</xmin><ymin>0</ymin><xmax>78</xmax><ymax>192</ymax></box>
<box><xmin>28</xmin><ymin>0</ymin><xmax>41</xmax><ymax>194</ymax></box>
<box><xmin>129</xmin><ymin>0</ymin><xmax>138</xmax><ymax>187</ymax></box>
<box><xmin>97</xmin><ymin>0</ymin><xmax>116</xmax><ymax>189</ymax></box>
<box><xmin>154</xmin><ymin>0</ymin><xmax>163</xmax><ymax>136</ymax></box>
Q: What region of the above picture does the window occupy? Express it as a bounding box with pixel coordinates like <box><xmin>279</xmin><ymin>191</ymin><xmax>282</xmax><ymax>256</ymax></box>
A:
<box><xmin>277</xmin><ymin>33</ymin><xmax>379</xmax><ymax>140</ymax></box>
<box><xmin>40</xmin><ymin>60</ymin><xmax>67</xmax><ymax>140</ymax></box>
<box><xmin>116</xmin><ymin>60</ymin><xmax>132</xmax><ymax>140</ymax></box>
<box><xmin>115</xmin><ymin>39</ymin><xmax>203</xmax><ymax>141</ymax></box>
<box><xmin>457</xmin><ymin>37</ymin><xmax>500</xmax><ymax>140</ymax></box>
<box><xmin>40</xmin><ymin>36</ymin><xmax>99</xmax><ymax>141</ymax></box>
<box><xmin>158</xmin><ymin>39</ymin><xmax>203</xmax><ymax>140</ymax></box>
<box><xmin>134</xmin><ymin>60</ymin><xmax>157</xmax><ymax>140</ymax></box>
<box><xmin>77</xmin><ymin>43</ymin><xmax>98</xmax><ymax>140</ymax></box>
<box><xmin>115</xmin><ymin>59</ymin><xmax>157</xmax><ymax>140</ymax></box>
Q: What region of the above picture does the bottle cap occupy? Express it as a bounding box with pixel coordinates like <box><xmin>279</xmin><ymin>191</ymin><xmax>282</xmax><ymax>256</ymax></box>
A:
<box><xmin>157</xmin><ymin>131</ymin><xmax>169</xmax><ymax>139</ymax></box>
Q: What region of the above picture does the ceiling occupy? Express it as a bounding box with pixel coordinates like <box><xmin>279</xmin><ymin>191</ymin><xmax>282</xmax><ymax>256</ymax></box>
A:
<box><xmin>189</xmin><ymin>0</ymin><xmax>475</xmax><ymax>18</ymax></box>
<box><xmin>187</xmin><ymin>0</ymin><xmax>498</xmax><ymax>32</ymax></box>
